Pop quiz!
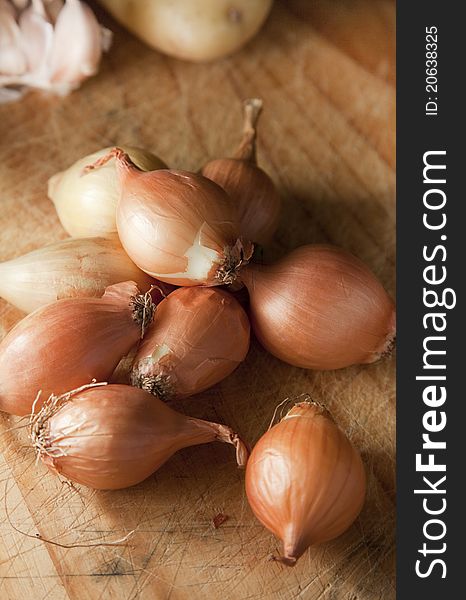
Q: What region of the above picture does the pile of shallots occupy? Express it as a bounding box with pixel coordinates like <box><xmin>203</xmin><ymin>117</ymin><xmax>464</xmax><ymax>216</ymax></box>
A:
<box><xmin>0</xmin><ymin>99</ymin><xmax>395</xmax><ymax>566</ymax></box>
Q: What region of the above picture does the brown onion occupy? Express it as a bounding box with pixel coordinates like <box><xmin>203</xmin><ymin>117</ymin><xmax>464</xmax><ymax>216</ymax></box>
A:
<box><xmin>201</xmin><ymin>99</ymin><xmax>281</xmax><ymax>246</ymax></box>
<box><xmin>0</xmin><ymin>235</ymin><xmax>155</xmax><ymax>313</ymax></box>
<box><xmin>84</xmin><ymin>148</ymin><xmax>254</xmax><ymax>286</ymax></box>
<box><xmin>245</xmin><ymin>400</ymin><xmax>366</xmax><ymax>566</ymax></box>
<box><xmin>240</xmin><ymin>244</ymin><xmax>396</xmax><ymax>370</ymax></box>
<box><xmin>30</xmin><ymin>383</ymin><xmax>248</xmax><ymax>490</ymax></box>
<box><xmin>0</xmin><ymin>281</ymin><xmax>155</xmax><ymax>416</ymax></box>
<box><xmin>131</xmin><ymin>287</ymin><xmax>250</xmax><ymax>400</ymax></box>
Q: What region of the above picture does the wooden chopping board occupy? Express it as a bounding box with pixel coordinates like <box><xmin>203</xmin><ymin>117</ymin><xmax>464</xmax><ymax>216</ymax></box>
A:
<box><xmin>0</xmin><ymin>1</ymin><xmax>396</xmax><ymax>598</ymax></box>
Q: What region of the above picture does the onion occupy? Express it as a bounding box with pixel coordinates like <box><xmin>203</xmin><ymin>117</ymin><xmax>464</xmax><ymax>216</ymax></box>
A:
<box><xmin>245</xmin><ymin>400</ymin><xmax>366</xmax><ymax>565</ymax></box>
<box><xmin>0</xmin><ymin>281</ymin><xmax>155</xmax><ymax>416</ymax></box>
<box><xmin>0</xmin><ymin>235</ymin><xmax>156</xmax><ymax>313</ymax></box>
<box><xmin>84</xmin><ymin>148</ymin><xmax>254</xmax><ymax>286</ymax></box>
<box><xmin>241</xmin><ymin>244</ymin><xmax>396</xmax><ymax>370</ymax></box>
<box><xmin>201</xmin><ymin>99</ymin><xmax>281</xmax><ymax>246</ymax></box>
<box><xmin>48</xmin><ymin>146</ymin><xmax>167</xmax><ymax>237</ymax></box>
<box><xmin>30</xmin><ymin>383</ymin><xmax>249</xmax><ymax>489</ymax></box>
<box><xmin>131</xmin><ymin>287</ymin><xmax>250</xmax><ymax>400</ymax></box>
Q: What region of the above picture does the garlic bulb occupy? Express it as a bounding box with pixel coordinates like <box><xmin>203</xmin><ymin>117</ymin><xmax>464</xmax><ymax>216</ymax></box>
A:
<box><xmin>0</xmin><ymin>0</ymin><xmax>112</xmax><ymax>103</ymax></box>
<box><xmin>245</xmin><ymin>400</ymin><xmax>366</xmax><ymax>565</ymax></box>
<box><xmin>30</xmin><ymin>383</ymin><xmax>249</xmax><ymax>489</ymax></box>
<box><xmin>48</xmin><ymin>146</ymin><xmax>167</xmax><ymax>237</ymax></box>
<box><xmin>0</xmin><ymin>235</ymin><xmax>156</xmax><ymax>313</ymax></box>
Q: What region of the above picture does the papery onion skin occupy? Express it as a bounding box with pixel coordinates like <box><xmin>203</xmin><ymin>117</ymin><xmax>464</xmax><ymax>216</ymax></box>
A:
<box><xmin>0</xmin><ymin>281</ymin><xmax>154</xmax><ymax>416</ymax></box>
<box><xmin>241</xmin><ymin>244</ymin><xmax>396</xmax><ymax>370</ymax></box>
<box><xmin>87</xmin><ymin>148</ymin><xmax>253</xmax><ymax>286</ymax></box>
<box><xmin>31</xmin><ymin>383</ymin><xmax>249</xmax><ymax>489</ymax></box>
<box><xmin>48</xmin><ymin>146</ymin><xmax>167</xmax><ymax>237</ymax></box>
<box><xmin>245</xmin><ymin>401</ymin><xmax>366</xmax><ymax>565</ymax></box>
<box><xmin>0</xmin><ymin>235</ymin><xmax>155</xmax><ymax>313</ymax></box>
<box><xmin>201</xmin><ymin>99</ymin><xmax>281</xmax><ymax>246</ymax></box>
<box><xmin>131</xmin><ymin>287</ymin><xmax>250</xmax><ymax>400</ymax></box>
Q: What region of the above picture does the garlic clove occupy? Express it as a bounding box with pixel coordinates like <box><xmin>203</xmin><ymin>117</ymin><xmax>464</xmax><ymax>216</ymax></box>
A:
<box><xmin>1</xmin><ymin>0</ymin><xmax>112</xmax><ymax>100</ymax></box>
<box><xmin>0</xmin><ymin>1</ymin><xmax>27</xmax><ymax>75</ymax></box>
<box><xmin>48</xmin><ymin>0</ymin><xmax>111</xmax><ymax>91</ymax></box>
<box><xmin>18</xmin><ymin>1</ymin><xmax>54</xmax><ymax>77</ymax></box>
<box><xmin>201</xmin><ymin>98</ymin><xmax>281</xmax><ymax>246</ymax></box>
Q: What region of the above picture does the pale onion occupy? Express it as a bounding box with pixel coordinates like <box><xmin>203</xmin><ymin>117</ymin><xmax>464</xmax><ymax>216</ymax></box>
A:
<box><xmin>30</xmin><ymin>383</ymin><xmax>249</xmax><ymax>489</ymax></box>
<box><xmin>245</xmin><ymin>400</ymin><xmax>366</xmax><ymax>566</ymax></box>
<box><xmin>0</xmin><ymin>235</ymin><xmax>158</xmax><ymax>313</ymax></box>
<box><xmin>131</xmin><ymin>287</ymin><xmax>250</xmax><ymax>400</ymax></box>
<box><xmin>0</xmin><ymin>281</ymin><xmax>155</xmax><ymax>416</ymax></box>
<box><xmin>85</xmin><ymin>148</ymin><xmax>254</xmax><ymax>286</ymax></box>
<box><xmin>0</xmin><ymin>0</ymin><xmax>112</xmax><ymax>103</ymax></box>
<box><xmin>240</xmin><ymin>244</ymin><xmax>396</xmax><ymax>370</ymax></box>
<box><xmin>201</xmin><ymin>98</ymin><xmax>281</xmax><ymax>246</ymax></box>
<box><xmin>97</xmin><ymin>0</ymin><xmax>272</xmax><ymax>63</ymax></box>
<box><xmin>48</xmin><ymin>146</ymin><xmax>167</xmax><ymax>237</ymax></box>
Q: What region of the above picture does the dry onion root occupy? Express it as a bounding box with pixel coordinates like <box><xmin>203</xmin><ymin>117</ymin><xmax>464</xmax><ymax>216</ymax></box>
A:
<box><xmin>0</xmin><ymin>234</ymin><xmax>156</xmax><ymax>313</ymax></box>
<box><xmin>131</xmin><ymin>287</ymin><xmax>250</xmax><ymax>400</ymax></box>
<box><xmin>48</xmin><ymin>146</ymin><xmax>167</xmax><ymax>237</ymax></box>
<box><xmin>0</xmin><ymin>281</ymin><xmax>156</xmax><ymax>415</ymax></box>
<box><xmin>84</xmin><ymin>147</ymin><xmax>254</xmax><ymax>286</ymax></box>
<box><xmin>245</xmin><ymin>399</ymin><xmax>366</xmax><ymax>566</ymax></box>
<box><xmin>30</xmin><ymin>383</ymin><xmax>249</xmax><ymax>490</ymax></box>
<box><xmin>202</xmin><ymin>98</ymin><xmax>281</xmax><ymax>246</ymax></box>
<box><xmin>241</xmin><ymin>244</ymin><xmax>396</xmax><ymax>370</ymax></box>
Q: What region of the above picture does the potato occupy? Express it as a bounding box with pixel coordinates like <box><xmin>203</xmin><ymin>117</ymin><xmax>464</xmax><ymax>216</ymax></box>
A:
<box><xmin>98</xmin><ymin>0</ymin><xmax>273</xmax><ymax>62</ymax></box>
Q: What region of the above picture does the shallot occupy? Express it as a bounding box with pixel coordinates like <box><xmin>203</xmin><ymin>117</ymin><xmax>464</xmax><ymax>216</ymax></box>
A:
<box><xmin>240</xmin><ymin>244</ymin><xmax>396</xmax><ymax>370</ymax></box>
<box><xmin>245</xmin><ymin>399</ymin><xmax>366</xmax><ymax>565</ymax></box>
<box><xmin>131</xmin><ymin>287</ymin><xmax>250</xmax><ymax>399</ymax></box>
<box><xmin>0</xmin><ymin>281</ymin><xmax>154</xmax><ymax>415</ymax></box>
<box><xmin>202</xmin><ymin>99</ymin><xmax>281</xmax><ymax>245</ymax></box>
<box><xmin>85</xmin><ymin>148</ymin><xmax>253</xmax><ymax>286</ymax></box>
<box><xmin>0</xmin><ymin>235</ymin><xmax>155</xmax><ymax>313</ymax></box>
<box><xmin>30</xmin><ymin>383</ymin><xmax>248</xmax><ymax>489</ymax></box>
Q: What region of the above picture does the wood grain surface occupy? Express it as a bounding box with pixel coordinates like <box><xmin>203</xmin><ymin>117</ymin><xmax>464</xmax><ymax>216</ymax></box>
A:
<box><xmin>0</xmin><ymin>1</ymin><xmax>396</xmax><ymax>598</ymax></box>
